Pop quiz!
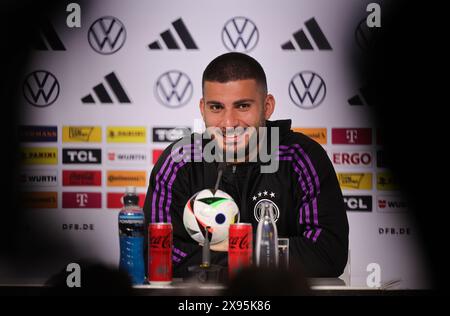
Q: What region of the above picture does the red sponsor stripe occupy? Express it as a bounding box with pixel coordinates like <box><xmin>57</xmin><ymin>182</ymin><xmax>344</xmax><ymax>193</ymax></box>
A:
<box><xmin>62</xmin><ymin>192</ymin><xmax>101</xmax><ymax>208</ymax></box>
<box><xmin>331</xmin><ymin>128</ymin><xmax>372</xmax><ymax>145</ymax></box>
<box><xmin>107</xmin><ymin>192</ymin><xmax>146</xmax><ymax>209</ymax></box>
<box><xmin>63</xmin><ymin>170</ymin><xmax>102</xmax><ymax>186</ymax></box>
<box><xmin>152</xmin><ymin>149</ymin><xmax>163</xmax><ymax>164</ymax></box>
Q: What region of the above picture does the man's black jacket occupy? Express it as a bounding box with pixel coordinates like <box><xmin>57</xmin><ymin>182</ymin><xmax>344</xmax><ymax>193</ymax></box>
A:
<box><xmin>143</xmin><ymin>119</ymin><xmax>349</xmax><ymax>278</ymax></box>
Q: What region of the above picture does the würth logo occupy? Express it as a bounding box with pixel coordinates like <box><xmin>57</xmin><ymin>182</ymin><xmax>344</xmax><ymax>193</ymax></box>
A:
<box><xmin>289</xmin><ymin>71</ymin><xmax>326</xmax><ymax>109</ymax></box>
<box><xmin>348</xmin><ymin>84</ymin><xmax>374</xmax><ymax>106</ymax></box>
<box><xmin>155</xmin><ymin>71</ymin><xmax>193</xmax><ymax>108</ymax></box>
<box><xmin>81</xmin><ymin>72</ymin><xmax>131</xmax><ymax>104</ymax></box>
<box><xmin>23</xmin><ymin>71</ymin><xmax>60</xmax><ymax>107</ymax></box>
<box><xmin>148</xmin><ymin>18</ymin><xmax>198</xmax><ymax>50</ymax></box>
<box><xmin>282</xmin><ymin>18</ymin><xmax>332</xmax><ymax>51</ymax></box>
<box><xmin>33</xmin><ymin>19</ymin><xmax>65</xmax><ymax>50</ymax></box>
<box><xmin>88</xmin><ymin>16</ymin><xmax>126</xmax><ymax>54</ymax></box>
<box><xmin>222</xmin><ymin>17</ymin><xmax>259</xmax><ymax>52</ymax></box>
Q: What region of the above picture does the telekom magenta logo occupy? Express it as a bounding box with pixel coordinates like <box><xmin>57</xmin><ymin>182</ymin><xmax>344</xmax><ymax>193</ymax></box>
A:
<box><xmin>332</xmin><ymin>128</ymin><xmax>372</xmax><ymax>145</ymax></box>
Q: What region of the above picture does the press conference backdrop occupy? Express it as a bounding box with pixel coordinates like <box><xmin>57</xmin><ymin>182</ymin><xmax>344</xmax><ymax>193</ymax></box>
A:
<box><xmin>13</xmin><ymin>0</ymin><xmax>430</xmax><ymax>288</ymax></box>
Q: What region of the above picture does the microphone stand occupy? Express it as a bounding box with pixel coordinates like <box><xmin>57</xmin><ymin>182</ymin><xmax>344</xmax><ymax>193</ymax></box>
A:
<box><xmin>187</xmin><ymin>226</ymin><xmax>223</xmax><ymax>283</ymax></box>
<box><xmin>187</xmin><ymin>163</ymin><xmax>227</xmax><ymax>283</ymax></box>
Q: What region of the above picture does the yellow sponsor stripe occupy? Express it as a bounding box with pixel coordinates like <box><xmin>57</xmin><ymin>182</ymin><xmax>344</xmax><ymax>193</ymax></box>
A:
<box><xmin>63</xmin><ymin>126</ymin><xmax>102</xmax><ymax>142</ymax></box>
<box><xmin>20</xmin><ymin>147</ymin><xmax>58</xmax><ymax>165</ymax></box>
<box><xmin>338</xmin><ymin>173</ymin><xmax>372</xmax><ymax>190</ymax></box>
<box><xmin>292</xmin><ymin>128</ymin><xmax>327</xmax><ymax>144</ymax></box>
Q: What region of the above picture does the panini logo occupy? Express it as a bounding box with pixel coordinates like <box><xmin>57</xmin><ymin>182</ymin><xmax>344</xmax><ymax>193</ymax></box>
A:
<box><xmin>107</xmin><ymin>192</ymin><xmax>146</xmax><ymax>209</ymax></box>
<box><xmin>343</xmin><ymin>195</ymin><xmax>372</xmax><ymax>212</ymax></box>
<box><xmin>21</xmin><ymin>192</ymin><xmax>57</xmax><ymax>209</ymax></box>
<box><xmin>338</xmin><ymin>173</ymin><xmax>372</xmax><ymax>190</ymax></box>
<box><xmin>331</xmin><ymin>151</ymin><xmax>373</xmax><ymax>167</ymax></box>
<box><xmin>377</xmin><ymin>173</ymin><xmax>400</xmax><ymax>191</ymax></box>
<box><xmin>63</xmin><ymin>126</ymin><xmax>102</xmax><ymax>142</ymax></box>
<box><xmin>153</xmin><ymin>127</ymin><xmax>191</xmax><ymax>142</ymax></box>
<box><xmin>292</xmin><ymin>128</ymin><xmax>327</xmax><ymax>144</ymax></box>
<box><xmin>377</xmin><ymin>196</ymin><xmax>408</xmax><ymax>213</ymax></box>
<box><xmin>107</xmin><ymin>148</ymin><xmax>148</xmax><ymax>165</ymax></box>
<box><xmin>18</xmin><ymin>126</ymin><xmax>57</xmax><ymax>142</ymax></box>
<box><xmin>21</xmin><ymin>147</ymin><xmax>57</xmax><ymax>165</ymax></box>
<box><xmin>107</xmin><ymin>171</ymin><xmax>147</xmax><ymax>187</ymax></box>
<box><xmin>63</xmin><ymin>170</ymin><xmax>102</xmax><ymax>186</ymax></box>
<box><xmin>62</xmin><ymin>192</ymin><xmax>101</xmax><ymax>208</ymax></box>
<box><xmin>107</xmin><ymin>127</ymin><xmax>146</xmax><ymax>143</ymax></box>
<box><xmin>20</xmin><ymin>170</ymin><xmax>58</xmax><ymax>186</ymax></box>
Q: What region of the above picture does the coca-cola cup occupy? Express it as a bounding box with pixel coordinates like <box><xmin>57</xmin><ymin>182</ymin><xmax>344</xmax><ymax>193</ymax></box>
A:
<box><xmin>228</xmin><ymin>223</ymin><xmax>253</xmax><ymax>279</ymax></box>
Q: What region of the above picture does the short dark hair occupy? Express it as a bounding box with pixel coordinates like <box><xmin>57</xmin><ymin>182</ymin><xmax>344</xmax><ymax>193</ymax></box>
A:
<box><xmin>202</xmin><ymin>52</ymin><xmax>268</xmax><ymax>95</ymax></box>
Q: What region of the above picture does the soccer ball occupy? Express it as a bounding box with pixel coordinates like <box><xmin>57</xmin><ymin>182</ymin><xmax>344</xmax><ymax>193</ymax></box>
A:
<box><xmin>183</xmin><ymin>189</ymin><xmax>239</xmax><ymax>245</ymax></box>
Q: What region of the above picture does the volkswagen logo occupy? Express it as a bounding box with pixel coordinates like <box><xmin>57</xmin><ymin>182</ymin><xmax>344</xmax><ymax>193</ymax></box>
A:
<box><xmin>88</xmin><ymin>16</ymin><xmax>126</xmax><ymax>55</ymax></box>
<box><xmin>289</xmin><ymin>71</ymin><xmax>326</xmax><ymax>109</ymax></box>
<box><xmin>154</xmin><ymin>70</ymin><xmax>193</xmax><ymax>108</ymax></box>
<box><xmin>222</xmin><ymin>16</ymin><xmax>259</xmax><ymax>52</ymax></box>
<box><xmin>23</xmin><ymin>70</ymin><xmax>60</xmax><ymax>107</ymax></box>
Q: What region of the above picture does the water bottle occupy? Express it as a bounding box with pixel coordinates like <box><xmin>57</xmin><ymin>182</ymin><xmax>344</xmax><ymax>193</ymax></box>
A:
<box><xmin>118</xmin><ymin>186</ymin><xmax>145</xmax><ymax>284</ymax></box>
<box><xmin>255</xmin><ymin>202</ymin><xmax>279</xmax><ymax>267</ymax></box>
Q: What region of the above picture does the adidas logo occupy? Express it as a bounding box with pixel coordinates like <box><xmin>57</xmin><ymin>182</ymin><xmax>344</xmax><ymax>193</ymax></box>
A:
<box><xmin>33</xmin><ymin>19</ymin><xmax>65</xmax><ymax>51</ymax></box>
<box><xmin>281</xmin><ymin>17</ymin><xmax>331</xmax><ymax>51</ymax></box>
<box><xmin>148</xmin><ymin>18</ymin><xmax>198</xmax><ymax>50</ymax></box>
<box><xmin>348</xmin><ymin>85</ymin><xmax>373</xmax><ymax>106</ymax></box>
<box><xmin>82</xmin><ymin>72</ymin><xmax>131</xmax><ymax>104</ymax></box>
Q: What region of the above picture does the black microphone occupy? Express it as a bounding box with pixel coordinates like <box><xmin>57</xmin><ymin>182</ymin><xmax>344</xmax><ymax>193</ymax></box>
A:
<box><xmin>214</xmin><ymin>162</ymin><xmax>227</xmax><ymax>193</ymax></box>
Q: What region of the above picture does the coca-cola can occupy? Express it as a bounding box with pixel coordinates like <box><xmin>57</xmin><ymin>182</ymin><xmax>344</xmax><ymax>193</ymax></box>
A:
<box><xmin>228</xmin><ymin>223</ymin><xmax>253</xmax><ymax>279</ymax></box>
<box><xmin>148</xmin><ymin>222</ymin><xmax>172</xmax><ymax>284</ymax></box>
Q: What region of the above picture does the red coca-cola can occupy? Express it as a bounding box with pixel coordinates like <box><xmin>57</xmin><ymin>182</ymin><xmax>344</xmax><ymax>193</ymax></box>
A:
<box><xmin>148</xmin><ymin>222</ymin><xmax>172</xmax><ymax>284</ymax></box>
<box><xmin>228</xmin><ymin>223</ymin><xmax>253</xmax><ymax>279</ymax></box>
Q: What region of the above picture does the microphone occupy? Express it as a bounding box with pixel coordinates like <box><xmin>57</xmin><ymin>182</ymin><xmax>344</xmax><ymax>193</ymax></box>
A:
<box><xmin>214</xmin><ymin>162</ymin><xmax>227</xmax><ymax>193</ymax></box>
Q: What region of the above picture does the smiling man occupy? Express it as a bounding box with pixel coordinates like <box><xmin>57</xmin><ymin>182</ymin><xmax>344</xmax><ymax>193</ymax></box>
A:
<box><xmin>143</xmin><ymin>52</ymin><xmax>349</xmax><ymax>279</ymax></box>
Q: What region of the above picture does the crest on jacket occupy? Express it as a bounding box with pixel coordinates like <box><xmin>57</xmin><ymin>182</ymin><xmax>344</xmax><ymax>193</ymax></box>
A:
<box><xmin>252</xmin><ymin>190</ymin><xmax>280</xmax><ymax>222</ymax></box>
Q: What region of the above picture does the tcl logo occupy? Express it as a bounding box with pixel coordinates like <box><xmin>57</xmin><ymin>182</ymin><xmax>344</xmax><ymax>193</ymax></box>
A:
<box><xmin>343</xmin><ymin>195</ymin><xmax>372</xmax><ymax>212</ymax></box>
<box><xmin>152</xmin><ymin>127</ymin><xmax>191</xmax><ymax>142</ymax></box>
<box><xmin>332</xmin><ymin>152</ymin><xmax>372</xmax><ymax>167</ymax></box>
<box><xmin>63</xmin><ymin>149</ymin><xmax>102</xmax><ymax>164</ymax></box>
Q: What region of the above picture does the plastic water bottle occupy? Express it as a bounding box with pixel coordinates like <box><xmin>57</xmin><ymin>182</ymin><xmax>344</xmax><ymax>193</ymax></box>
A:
<box><xmin>118</xmin><ymin>187</ymin><xmax>145</xmax><ymax>284</ymax></box>
<box><xmin>255</xmin><ymin>202</ymin><xmax>279</xmax><ymax>267</ymax></box>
